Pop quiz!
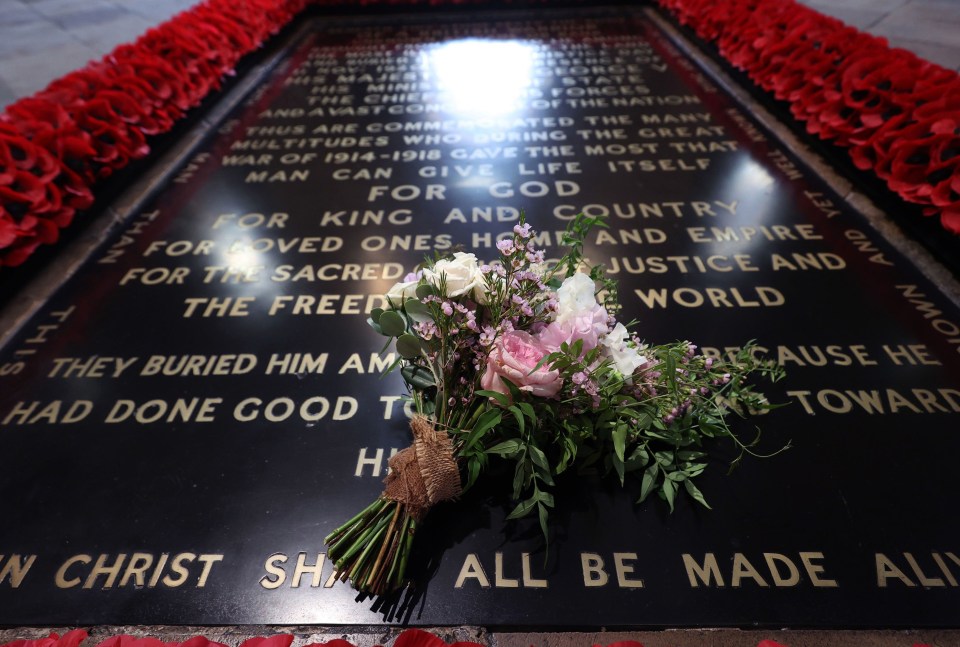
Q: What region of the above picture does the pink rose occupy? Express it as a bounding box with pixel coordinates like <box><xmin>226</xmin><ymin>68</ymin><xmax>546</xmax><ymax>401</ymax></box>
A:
<box><xmin>481</xmin><ymin>331</ymin><xmax>561</xmax><ymax>400</ymax></box>
<box><xmin>538</xmin><ymin>302</ymin><xmax>608</xmax><ymax>354</ymax></box>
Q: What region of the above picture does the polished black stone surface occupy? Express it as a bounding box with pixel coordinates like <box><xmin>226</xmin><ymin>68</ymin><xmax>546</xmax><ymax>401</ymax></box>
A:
<box><xmin>1</xmin><ymin>6</ymin><xmax>959</xmax><ymax>628</ymax></box>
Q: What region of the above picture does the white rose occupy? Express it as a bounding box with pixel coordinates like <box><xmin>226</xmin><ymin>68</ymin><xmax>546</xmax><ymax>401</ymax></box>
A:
<box><xmin>424</xmin><ymin>252</ymin><xmax>489</xmax><ymax>303</ymax></box>
<box><xmin>385</xmin><ymin>279</ymin><xmax>420</xmax><ymax>307</ymax></box>
<box><xmin>601</xmin><ymin>322</ymin><xmax>651</xmax><ymax>383</ymax></box>
<box><xmin>555</xmin><ymin>272</ymin><xmax>600</xmax><ymax>323</ymax></box>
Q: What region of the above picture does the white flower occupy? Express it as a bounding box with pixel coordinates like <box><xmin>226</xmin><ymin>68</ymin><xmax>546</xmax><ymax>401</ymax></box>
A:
<box><xmin>385</xmin><ymin>279</ymin><xmax>420</xmax><ymax>307</ymax></box>
<box><xmin>601</xmin><ymin>323</ymin><xmax>651</xmax><ymax>383</ymax></box>
<box><xmin>424</xmin><ymin>252</ymin><xmax>489</xmax><ymax>303</ymax></box>
<box><xmin>555</xmin><ymin>272</ymin><xmax>600</xmax><ymax>323</ymax></box>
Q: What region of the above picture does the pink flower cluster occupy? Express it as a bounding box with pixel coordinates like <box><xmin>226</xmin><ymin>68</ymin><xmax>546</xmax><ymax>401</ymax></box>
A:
<box><xmin>480</xmin><ymin>272</ymin><xmax>623</xmax><ymax>403</ymax></box>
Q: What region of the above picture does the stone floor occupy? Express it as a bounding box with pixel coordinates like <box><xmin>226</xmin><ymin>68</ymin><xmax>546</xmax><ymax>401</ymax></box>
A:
<box><xmin>0</xmin><ymin>0</ymin><xmax>958</xmax><ymax>109</ymax></box>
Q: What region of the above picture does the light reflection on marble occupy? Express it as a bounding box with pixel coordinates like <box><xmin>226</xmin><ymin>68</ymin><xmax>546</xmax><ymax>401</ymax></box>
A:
<box><xmin>707</xmin><ymin>158</ymin><xmax>778</xmax><ymax>256</ymax></box>
<box><xmin>422</xmin><ymin>39</ymin><xmax>537</xmax><ymax>118</ymax></box>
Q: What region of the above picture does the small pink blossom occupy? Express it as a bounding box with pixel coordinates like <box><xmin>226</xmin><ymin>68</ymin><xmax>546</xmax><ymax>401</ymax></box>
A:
<box><xmin>513</xmin><ymin>223</ymin><xmax>532</xmax><ymax>237</ymax></box>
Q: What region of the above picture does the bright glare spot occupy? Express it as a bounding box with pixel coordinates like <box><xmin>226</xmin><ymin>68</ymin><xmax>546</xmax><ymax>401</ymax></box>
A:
<box><xmin>224</xmin><ymin>248</ymin><xmax>260</xmax><ymax>272</ymax></box>
<box><xmin>739</xmin><ymin>160</ymin><xmax>774</xmax><ymax>188</ymax></box>
<box><xmin>424</xmin><ymin>39</ymin><xmax>536</xmax><ymax>117</ymax></box>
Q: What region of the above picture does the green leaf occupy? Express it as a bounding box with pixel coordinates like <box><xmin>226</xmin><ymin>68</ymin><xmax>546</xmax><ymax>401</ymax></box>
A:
<box><xmin>487</xmin><ymin>439</ymin><xmax>524</xmax><ymax>457</ymax></box>
<box><xmin>612</xmin><ymin>424</ymin><xmax>627</xmax><ymax>463</ymax></box>
<box><xmin>403</xmin><ymin>298</ymin><xmax>432</xmax><ymax>323</ymax></box>
<box><xmin>401</xmin><ymin>365</ymin><xmax>435</xmax><ymax>390</ymax></box>
<box><xmin>655</xmin><ymin>451</ymin><xmax>674</xmax><ymax>467</ymax></box>
<box><xmin>463</xmin><ymin>410</ymin><xmax>502</xmax><ymax>452</ymax></box>
<box><xmin>508</xmin><ymin>405</ymin><xmax>525</xmax><ymax>435</ymax></box>
<box><xmin>677</xmin><ymin>450</ymin><xmax>707</xmax><ymax>460</ymax></box>
<box><xmin>528</xmin><ymin>445</ymin><xmax>549</xmax><ymax>473</ymax></box>
<box><xmin>612</xmin><ymin>452</ymin><xmax>625</xmax><ymax>486</ymax></box>
<box><xmin>475</xmin><ymin>389</ymin><xmax>511</xmax><ymax>407</ymax></box>
<box><xmin>506</xmin><ymin>496</ymin><xmax>537</xmax><ymax>520</ymax></box>
<box><xmin>538</xmin><ymin>502</ymin><xmax>549</xmax><ymax>547</ymax></box>
<box><xmin>512</xmin><ymin>462</ymin><xmax>527</xmax><ymax>498</ymax></box>
<box><xmin>684</xmin><ymin>479</ymin><xmax>712</xmax><ymax>509</ymax></box>
<box><xmin>638</xmin><ymin>464</ymin><xmax>658</xmax><ymax>503</ymax></box>
<box><xmin>370</xmin><ymin>308</ymin><xmax>384</xmax><ymax>324</ymax></box>
<box><xmin>396</xmin><ymin>333</ymin><xmax>423</xmax><ymax>358</ymax></box>
<box><xmin>666</xmin><ymin>471</ymin><xmax>687</xmax><ymax>482</ymax></box>
<box><xmin>518</xmin><ymin>402</ymin><xmax>536</xmax><ymax>423</ymax></box>
<box><xmin>663</xmin><ymin>479</ymin><xmax>677</xmax><ymax>513</ymax></box>
<box><xmin>664</xmin><ymin>353</ymin><xmax>676</xmax><ymax>383</ymax></box>
<box><xmin>378</xmin><ymin>310</ymin><xmax>406</xmax><ymax>337</ymax></box>
<box><xmin>627</xmin><ymin>445</ymin><xmax>649</xmax><ymax>466</ymax></box>
<box><xmin>465</xmin><ymin>456</ymin><xmax>482</xmax><ymax>491</ymax></box>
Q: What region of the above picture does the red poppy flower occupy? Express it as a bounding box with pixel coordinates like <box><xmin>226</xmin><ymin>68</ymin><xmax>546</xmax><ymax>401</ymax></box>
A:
<box><xmin>237</xmin><ymin>635</ymin><xmax>294</xmax><ymax>647</ymax></box>
<box><xmin>0</xmin><ymin>629</ymin><xmax>87</xmax><ymax>647</ymax></box>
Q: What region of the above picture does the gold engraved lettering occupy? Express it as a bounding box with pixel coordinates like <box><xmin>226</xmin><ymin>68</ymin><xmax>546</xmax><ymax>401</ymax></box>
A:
<box><xmin>455</xmin><ymin>554</ymin><xmax>490</xmax><ymax>588</ymax></box>
<box><xmin>0</xmin><ymin>554</ymin><xmax>36</xmax><ymax>588</ymax></box>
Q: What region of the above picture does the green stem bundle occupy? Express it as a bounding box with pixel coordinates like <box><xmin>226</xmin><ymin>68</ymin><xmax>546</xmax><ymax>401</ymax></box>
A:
<box><xmin>324</xmin><ymin>497</ymin><xmax>417</xmax><ymax>596</ymax></box>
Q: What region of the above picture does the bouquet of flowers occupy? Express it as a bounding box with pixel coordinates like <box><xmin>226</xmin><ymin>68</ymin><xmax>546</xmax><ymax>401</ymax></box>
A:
<box><xmin>325</xmin><ymin>214</ymin><xmax>786</xmax><ymax>595</ymax></box>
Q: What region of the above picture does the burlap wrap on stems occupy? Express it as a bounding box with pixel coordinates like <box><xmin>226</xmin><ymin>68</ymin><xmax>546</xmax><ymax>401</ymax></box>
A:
<box><xmin>383</xmin><ymin>415</ymin><xmax>462</xmax><ymax>521</ymax></box>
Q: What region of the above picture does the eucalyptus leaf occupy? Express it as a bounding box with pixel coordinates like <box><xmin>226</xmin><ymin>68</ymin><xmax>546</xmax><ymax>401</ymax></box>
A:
<box><xmin>401</xmin><ymin>365</ymin><xmax>435</xmax><ymax>390</ymax></box>
<box><xmin>396</xmin><ymin>333</ymin><xmax>423</xmax><ymax>359</ymax></box>
<box><xmin>378</xmin><ymin>310</ymin><xmax>406</xmax><ymax>337</ymax></box>
<box><xmin>403</xmin><ymin>298</ymin><xmax>432</xmax><ymax>323</ymax></box>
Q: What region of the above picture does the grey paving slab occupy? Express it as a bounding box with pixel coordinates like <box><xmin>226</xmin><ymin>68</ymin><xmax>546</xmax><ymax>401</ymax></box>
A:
<box><xmin>805</xmin><ymin>0</ymin><xmax>910</xmax><ymax>11</ymax></box>
<box><xmin>54</xmin><ymin>5</ymin><xmax>134</xmax><ymax>30</ymax></box>
<box><xmin>804</xmin><ymin>3</ymin><xmax>888</xmax><ymax>30</ymax></box>
<box><xmin>0</xmin><ymin>40</ymin><xmax>102</xmax><ymax>98</ymax></box>
<box><xmin>0</xmin><ymin>1</ymin><xmax>44</xmax><ymax>27</ymax></box>
<box><xmin>66</xmin><ymin>13</ymin><xmax>156</xmax><ymax>53</ymax></box>
<box><xmin>872</xmin><ymin>1</ymin><xmax>960</xmax><ymax>47</ymax></box>
<box><xmin>26</xmin><ymin>0</ymin><xmax>119</xmax><ymax>20</ymax></box>
<box><xmin>888</xmin><ymin>36</ymin><xmax>960</xmax><ymax>70</ymax></box>
<box><xmin>113</xmin><ymin>0</ymin><xmax>184</xmax><ymax>24</ymax></box>
<box><xmin>0</xmin><ymin>20</ymin><xmax>78</xmax><ymax>59</ymax></box>
<box><xmin>0</xmin><ymin>77</ymin><xmax>17</xmax><ymax>107</ymax></box>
